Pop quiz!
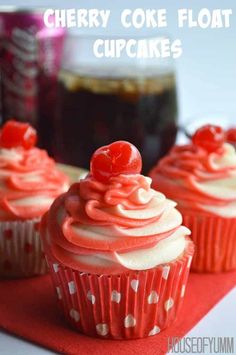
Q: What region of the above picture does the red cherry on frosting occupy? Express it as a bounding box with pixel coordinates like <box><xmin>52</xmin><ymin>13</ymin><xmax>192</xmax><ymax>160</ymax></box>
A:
<box><xmin>0</xmin><ymin>120</ymin><xmax>37</xmax><ymax>150</ymax></box>
<box><xmin>91</xmin><ymin>141</ymin><xmax>142</xmax><ymax>183</ymax></box>
<box><xmin>192</xmin><ymin>124</ymin><xmax>225</xmax><ymax>153</ymax></box>
<box><xmin>226</xmin><ymin>128</ymin><xmax>236</xmax><ymax>143</ymax></box>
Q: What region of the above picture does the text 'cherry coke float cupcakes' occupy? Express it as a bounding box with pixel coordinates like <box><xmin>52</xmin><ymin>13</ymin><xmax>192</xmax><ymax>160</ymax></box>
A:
<box><xmin>0</xmin><ymin>120</ymin><xmax>69</xmax><ymax>278</ymax></box>
<box><xmin>150</xmin><ymin>124</ymin><xmax>236</xmax><ymax>273</ymax></box>
<box><xmin>41</xmin><ymin>141</ymin><xmax>194</xmax><ymax>339</ymax></box>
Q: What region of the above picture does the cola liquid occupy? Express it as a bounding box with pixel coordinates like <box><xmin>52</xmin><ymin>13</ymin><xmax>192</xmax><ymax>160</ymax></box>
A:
<box><xmin>54</xmin><ymin>66</ymin><xmax>178</xmax><ymax>173</ymax></box>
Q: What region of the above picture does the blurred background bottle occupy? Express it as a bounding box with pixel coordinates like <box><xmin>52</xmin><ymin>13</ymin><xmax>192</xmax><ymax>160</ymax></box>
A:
<box><xmin>0</xmin><ymin>7</ymin><xmax>65</xmax><ymax>155</ymax></box>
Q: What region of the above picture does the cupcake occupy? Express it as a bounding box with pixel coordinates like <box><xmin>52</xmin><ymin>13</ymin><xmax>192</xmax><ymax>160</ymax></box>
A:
<box><xmin>0</xmin><ymin>120</ymin><xmax>69</xmax><ymax>278</ymax></box>
<box><xmin>41</xmin><ymin>140</ymin><xmax>194</xmax><ymax>339</ymax></box>
<box><xmin>150</xmin><ymin>124</ymin><xmax>236</xmax><ymax>272</ymax></box>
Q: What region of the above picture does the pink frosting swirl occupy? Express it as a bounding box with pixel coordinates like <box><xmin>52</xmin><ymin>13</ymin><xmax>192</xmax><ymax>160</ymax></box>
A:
<box><xmin>150</xmin><ymin>143</ymin><xmax>236</xmax><ymax>217</ymax></box>
<box><xmin>42</xmin><ymin>173</ymin><xmax>189</xmax><ymax>274</ymax></box>
<box><xmin>0</xmin><ymin>147</ymin><xmax>69</xmax><ymax>220</ymax></box>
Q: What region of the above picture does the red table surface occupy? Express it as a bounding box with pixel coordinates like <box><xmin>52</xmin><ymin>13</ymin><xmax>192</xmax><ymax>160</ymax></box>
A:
<box><xmin>0</xmin><ymin>271</ymin><xmax>236</xmax><ymax>355</ymax></box>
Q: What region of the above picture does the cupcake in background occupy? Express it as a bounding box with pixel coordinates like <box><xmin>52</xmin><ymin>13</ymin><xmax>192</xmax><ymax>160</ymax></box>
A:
<box><xmin>0</xmin><ymin>120</ymin><xmax>69</xmax><ymax>278</ymax></box>
<box><xmin>150</xmin><ymin>124</ymin><xmax>236</xmax><ymax>273</ymax></box>
<box><xmin>41</xmin><ymin>140</ymin><xmax>194</xmax><ymax>339</ymax></box>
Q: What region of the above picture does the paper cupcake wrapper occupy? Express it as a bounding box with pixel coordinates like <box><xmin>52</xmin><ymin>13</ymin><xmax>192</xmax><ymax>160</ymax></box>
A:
<box><xmin>46</xmin><ymin>240</ymin><xmax>194</xmax><ymax>340</ymax></box>
<box><xmin>182</xmin><ymin>212</ymin><xmax>236</xmax><ymax>272</ymax></box>
<box><xmin>0</xmin><ymin>219</ymin><xmax>48</xmax><ymax>278</ymax></box>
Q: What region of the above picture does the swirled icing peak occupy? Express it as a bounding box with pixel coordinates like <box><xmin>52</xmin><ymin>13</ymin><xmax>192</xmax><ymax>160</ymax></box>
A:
<box><xmin>42</xmin><ymin>141</ymin><xmax>190</xmax><ymax>274</ymax></box>
<box><xmin>0</xmin><ymin>121</ymin><xmax>69</xmax><ymax>220</ymax></box>
<box><xmin>150</xmin><ymin>125</ymin><xmax>236</xmax><ymax>218</ymax></box>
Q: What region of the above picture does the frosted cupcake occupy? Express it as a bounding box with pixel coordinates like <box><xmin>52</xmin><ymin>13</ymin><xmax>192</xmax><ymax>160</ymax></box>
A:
<box><xmin>41</xmin><ymin>140</ymin><xmax>194</xmax><ymax>339</ymax></box>
<box><xmin>150</xmin><ymin>124</ymin><xmax>236</xmax><ymax>272</ymax></box>
<box><xmin>0</xmin><ymin>120</ymin><xmax>69</xmax><ymax>278</ymax></box>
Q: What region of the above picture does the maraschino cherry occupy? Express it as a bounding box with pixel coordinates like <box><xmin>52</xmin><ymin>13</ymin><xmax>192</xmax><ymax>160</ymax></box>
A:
<box><xmin>226</xmin><ymin>128</ymin><xmax>236</xmax><ymax>143</ymax></box>
<box><xmin>91</xmin><ymin>141</ymin><xmax>142</xmax><ymax>183</ymax></box>
<box><xmin>192</xmin><ymin>124</ymin><xmax>225</xmax><ymax>153</ymax></box>
<box><xmin>0</xmin><ymin>120</ymin><xmax>37</xmax><ymax>150</ymax></box>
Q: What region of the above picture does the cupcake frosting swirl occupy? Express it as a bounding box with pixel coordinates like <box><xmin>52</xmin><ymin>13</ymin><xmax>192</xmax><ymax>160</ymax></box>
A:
<box><xmin>0</xmin><ymin>147</ymin><xmax>69</xmax><ymax>220</ymax></box>
<box><xmin>43</xmin><ymin>173</ymin><xmax>190</xmax><ymax>274</ymax></box>
<box><xmin>150</xmin><ymin>143</ymin><xmax>236</xmax><ymax>218</ymax></box>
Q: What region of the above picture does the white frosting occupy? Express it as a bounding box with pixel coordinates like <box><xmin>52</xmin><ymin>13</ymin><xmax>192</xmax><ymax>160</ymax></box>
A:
<box><xmin>69</xmin><ymin>204</ymin><xmax>182</xmax><ymax>239</ymax></box>
<box><xmin>62</xmin><ymin>227</ymin><xmax>189</xmax><ymax>270</ymax></box>
<box><xmin>195</xmin><ymin>145</ymin><xmax>236</xmax><ymax>217</ymax></box>
<box><xmin>115</xmin><ymin>227</ymin><xmax>189</xmax><ymax>270</ymax></box>
<box><xmin>173</xmin><ymin>143</ymin><xmax>236</xmax><ymax>218</ymax></box>
<box><xmin>194</xmin><ymin>176</ymin><xmax>236</xmax><ymax>200</ymax></box>
<box><xmin>197</xmin><ymin>201</ymin><xmax>236</xmax><ymax>217</ymax></box>
<box><xmin>0</xmin><ymin>148</ymin><xmax>22</xmax><ymax>161</ymax></box>
<box><xmin>12</xmin><ymin>196</ymin><xmax>54</xmax><ymax>206</ymax></box>
<box><xmin>211</xmin><ymin>143</ymin><xmax>236</xmax><ymax>168</ymax></box>
<box><xmin>0</xmin><ymin>147</ymin><xmax>68</xmax><ymax>215</ymax></box>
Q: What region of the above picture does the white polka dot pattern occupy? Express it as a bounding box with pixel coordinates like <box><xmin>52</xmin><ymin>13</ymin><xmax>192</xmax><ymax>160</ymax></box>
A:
<box><xmin>162</xmin><ymin>265</ymin><xmax>170</xmax><ymax>280</ymax></box>
<box><xmin>46</xmin><ymin>239</ymin><xmax>194</xmax><ymax>339</ymax></box>
<box><xmin>148</xmin><ymin>325</ymin><xmax>161</xmax><ymax>336</ymax></box>
<box><xmin>130</xmin><ymin>279</ymin><xmax>139</xmax><ymax>292</ymax></box>
<box><xmin>124</xmin><ymin>314</ymin><xmax>136</xmax><ymax>328</ymax></box>
<box><xmin>165</xmin><ymin>298</ymin><xmax>174</xmax><ymax>312</ymax></box>
<box><xmin>87</xmin><ymin>290</ymin><xmax>96</xmax><ymax>304</ymax></box>
<box><xmin>68</xmin><ymin>281</ymin><xmax>76</xmax><ymax>294</ymax></box>
<box><xmin>147</xmin><ymin>291</ymin><xmax>159</xmax><ymax>304</ymax></box>
<box><xmin>53</xmin><ymin>263</ymin><xmax>59</xmax><ymax>273</ymax></box>
<box><xmin>96</xmin><ymin>323</ymin><xmax>109</xmax><ymax>336</ymax></box>
<box><xmin>111</xmin><ymin>290</ymin><xmax>121</xmax><ymax>303</ymax></box>
<box><xmin>69</xmin><ymin>309</ymin><xmax>80</xmax><ymax>322</ymax></box>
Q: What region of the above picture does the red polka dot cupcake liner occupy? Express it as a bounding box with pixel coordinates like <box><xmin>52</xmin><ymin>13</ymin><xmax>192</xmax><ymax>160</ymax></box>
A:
<box><xmin>0</xmin><ymin>219</ymin><xmax>48</xmax><ymax>278</ymax></box>
<box><xmin>182</xmin><ymin>212</ymin><xmax>236</xmax><ymax>273</ymax></box>
<box><xmin>45</xmin><ymin>239</ymin><xmax>194</xmax><ymax>339</ymax></box>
